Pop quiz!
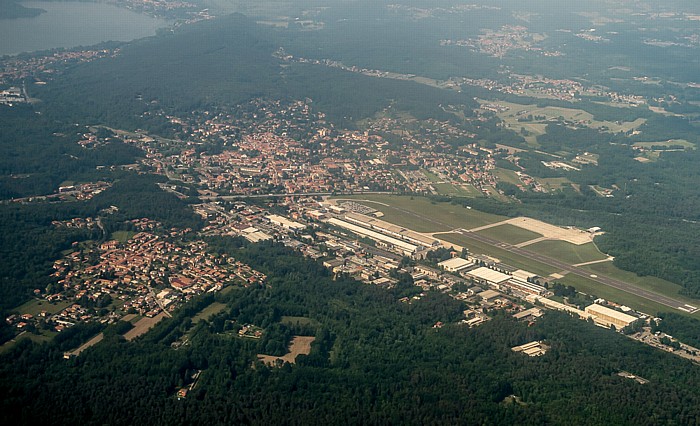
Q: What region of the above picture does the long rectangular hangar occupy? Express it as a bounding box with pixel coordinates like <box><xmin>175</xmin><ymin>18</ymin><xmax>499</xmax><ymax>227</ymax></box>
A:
<box><xmin>327</xmin><ymin>218</ymin><xmax>422</xmax><ymax>257</ymax></box>
<box><xmin>584</xmin><ymin>304</ymin><xmax>639</xmax><ymax>329</ymax></box>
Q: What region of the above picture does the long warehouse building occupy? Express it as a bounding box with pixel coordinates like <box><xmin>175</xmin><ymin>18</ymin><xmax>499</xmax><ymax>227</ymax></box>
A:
<box><xmin>343</xmin><ymin>212</ymin><xmax>442</xmax><ymax>248</ymax></box>
<box><xmin>584</xmin><ymin>303</ymin><xmax>639</xmax><ymax>329</ymax></box>
<box><xmin>327</xmin><ymin>218</ymin><xmax>426</xmax><ymax>258</ymax></box>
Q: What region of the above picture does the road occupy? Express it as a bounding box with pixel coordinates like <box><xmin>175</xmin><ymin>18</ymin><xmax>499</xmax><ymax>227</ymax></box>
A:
<box><xmin>360</xmin><ymin>200</ymin><xmax>698</xmax><ymax>313</ymax></box>
<box><xmin>200</xmin><ymin>191</ymin><xmax>393</xmax><ymax>201</ymax></box>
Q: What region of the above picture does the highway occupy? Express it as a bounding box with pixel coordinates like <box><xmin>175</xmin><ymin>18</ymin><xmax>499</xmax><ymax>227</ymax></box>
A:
<box><xmin>361</xmin><ymin>200</ymin><xmax>698</xmax><ymax>313</ymax></box>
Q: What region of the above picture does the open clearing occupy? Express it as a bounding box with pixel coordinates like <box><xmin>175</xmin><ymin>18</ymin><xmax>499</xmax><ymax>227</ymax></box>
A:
<box><xmin>421</xmin><ymin>169</ymin><xmax>441</xmax><ymax>183</ymax></box>
<box><xmin>537</xmin><ymin>177</ymin><xmax>573</xmax><ymax>191</ymax></box>
<box><xmin>192</xmin><ymin>302</ymin><xmax>227</xmax><ymax>323</ymax></box>
<box><xmin>65</xmin><ymin>332</ymin><xmax>104</xmax><ymax>357</ymax></box>
<box><xmin>0</xmin><ymin>331</ymin><xmax>57</xmax><ymax>354</ymax></box>
<box><xmin>280</xmin><ymin>316</ymin><xmax>319</xmax><ymax>328</ymax></box>
<box><xmin>480</xmin><ymin>100</ymin><xmax>648</xmax><ymax>139</ymax></box>
<box><xmin>494</xmin><ymin>168</ymin><xmax>522</xmax><ymax>186</ymax></box>
<box><xmin>420</xmin><ymin>170</ymin><xmax>480</xmax><ymax>197</ymax></box>
<box><xmin>258</xmin><ymin>336</ymin><xmax>315</xmax><ymax>366</ymax></box>
<box><xmin>527</xmin><ymin>240</ymin><xmax>608</xmax><ymax>265</ymax></box>
<box><xmin>476</xmin><ymin>224</ymin><xmax>542</xmax><ymax>245</ymax></box>
<box><xmin>632</xmin><ymin>139</ymin><xmax>695</xmax><ymax>150</ymax></box>
<box><xmin>123</xmin><ymin>312</ymin><xmax>168</xmax><ymax>341</ymax></box>
<box><xmin>110</xmin><ymin>230</ymin><xmax>137</xmax><ymax>243</ymax></box>
<box><xmin>14</xmin><ymin>299</ymin><xmax>71</xmax><ymax>317</ymax></box>
<box><xmin>433</xmin><ymin>182</ymin><xmax>481</xmax><ymax>197</ymax></box>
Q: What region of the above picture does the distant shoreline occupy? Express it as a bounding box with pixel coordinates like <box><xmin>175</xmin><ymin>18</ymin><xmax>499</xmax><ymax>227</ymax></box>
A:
<box><xmin>0</xmin><ymin>1</ymin><xmax>45</xmax><ymax>20</ymax></box>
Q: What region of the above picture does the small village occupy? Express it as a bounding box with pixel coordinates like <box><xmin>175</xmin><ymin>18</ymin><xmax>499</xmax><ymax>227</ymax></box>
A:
<box><xmin>5</xmin><ymin>217</ymin><xmax>265</xmax><ymax>338</ymax></box>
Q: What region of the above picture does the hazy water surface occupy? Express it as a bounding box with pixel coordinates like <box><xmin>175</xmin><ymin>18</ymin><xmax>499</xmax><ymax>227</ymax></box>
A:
<box><xmin>0</xmin><ymin>2</ymin><xmax>171</xmax><ymax>56</ymax></box>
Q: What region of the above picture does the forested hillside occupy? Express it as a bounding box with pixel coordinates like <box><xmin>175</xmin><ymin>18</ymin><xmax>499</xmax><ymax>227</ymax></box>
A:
<box><xmin>34</xmin><ymin>14</ymin><xmax>478</xmax><ymax>131</ymax></box>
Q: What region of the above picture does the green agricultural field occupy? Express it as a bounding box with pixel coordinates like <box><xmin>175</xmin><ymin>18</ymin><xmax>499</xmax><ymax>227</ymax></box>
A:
<box><xmin>420</xmin><ymin>170</ymin><xmax>480</xmax><ymax>197</ymax></box>
<box><xmin>122</xmin><ymin>314</ymin><xmax>141</xmax><ymax>324</ymax></box>
<box><xmin>494</xmin><ymin>168</ymin><xmax>522</xmax><ymax>186</ymax></box>
<box><xmin>192</xmin><ymin>302</ymin><xmax>227</xmax><ymax>323</ymax></box>
<box><xmin>439</xmin><ymin>233</ymin><xmax>556</xmax><ymax>277</ymax></box>
<box><xmin>526</xmin><ymin>240</ymin><xmax>608</xmax><ymax>265</ymax></box>
<box><xmin>537</xmin><ymin>177</ymin><xmax>573</xmax><ymax>191</ymax></box>
<box><xmin>634</xmin><ymin>152</ymin><xmax>659</xmax><ymax>162</ymax></box>
<box><xmin>433</xmin><ymin>182</ymin><xmax>480</xmax><ymax>197</ymax></box>
<box><xmin>0</xmin><ymin>330</ymin><xmax>58</xmax><ymax>354</ymax></box>
<box><xmin>335</xmin><ymin>195</ymin><xmax>505</xmax><ymax>232</ymax></box>
<box><xmin>598</xmin><ymin>117</ymin><xmax>647</xmax><ymax>133</ymax></box>
<box><xmin>421</xmin><ymin>169</ymin><xmax>441</xmax><ymax>183</ymax></box>
<box><xmin>483</xmin><ymin>185</ymin><xmax>512</xmax><ymax>202</ymax></box>
<box><xmin>280</xmin><ymin>316</ymin><xmax>320</xmax><ymax>328</ymax></box>
<box><xmin>476</xmin><ymin>224</ymin><xmax>541</xmax><ymax>245</ymax></box>
<box><xmin>13</xmin><ymin>299</ymin><xmax>71</xmax><ymax>316</ymax></box>
<box><xmin>481</xmin><ymin>100</ymin><xmax>647</xmax><ymax>138</ymax></box>
<box><xmin>632</xmin><ymin>139</ymin><xmax>695</xmax><ymax>150</ymax></box>
<box><xmin>111</xmin><ymin>230</ymin><xmax>137</xmax><ymax>243</ymax></box>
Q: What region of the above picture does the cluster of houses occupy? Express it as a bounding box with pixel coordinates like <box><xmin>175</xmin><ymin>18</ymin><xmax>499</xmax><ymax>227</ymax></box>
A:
<box><xmin>10</xmin><ymin>223</ymin><xmax>267</xmax><ymax>332</ymax></box>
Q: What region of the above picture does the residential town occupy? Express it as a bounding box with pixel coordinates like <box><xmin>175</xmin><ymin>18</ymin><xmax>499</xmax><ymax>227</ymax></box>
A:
<box><xmin>6</xmin><ymin>218</ymin><xmax>265</xmax><ymax>335</ymax></box>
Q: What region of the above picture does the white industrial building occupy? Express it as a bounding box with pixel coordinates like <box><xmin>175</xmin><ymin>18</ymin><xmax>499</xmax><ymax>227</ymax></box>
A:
<box><xmin>327</xmin><ymin>218</ymin><xmax>426</xmax><ymax>258</ymax></box>
<box><xmin>466</xmin><ymin>267</ymin><xmax>511</xmax><ymax>287</ymax></box>
<box><xmin>585</xmin><ymin>304</ymin><xmax>639</xmax><ymax>329</ymax></box>
<box><xmin>503</xmin><ymin>278</ymin><xmax>547</xmax><ymax>296</ymax></box>
<box><xmin>342</xmin><ymin>212</ymin><xmax>441</xmax><ymax>248</ymax></box>
<box><xmin>512</xmin><ymin>341</ymin><xmax>547</xmax><ymax>357</ymax></box>
<box><xmin>266</xmin><ymin>215</ymin><xmax>306</xmax><ymax>231</ymax></box>
<box><xmin>512</xmin><ymin>269</ymin><xmax>538</xmax><ymax>282</ymax></box>
<box><xmin>526</xmin><ymin>295</ymin><xmax>591</xmax><ymax>320</ymax></box>
<box><xmin>438</xmin><ymin>257</ymin><xmax>475</xmax><ymax>273</ymax></box>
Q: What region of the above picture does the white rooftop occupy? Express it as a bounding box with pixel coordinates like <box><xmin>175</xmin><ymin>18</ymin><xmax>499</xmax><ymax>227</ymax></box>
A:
<box><xmin>585</xmin><ymin>304</ymin><xmax>638</xmax><ymax>324</ymax></box>
<box><xmin>438</xmin><ymin>257</ymin><xmax>473</xmax><ymax>271</ymax></box>
<box><xmin>467</xmin><ymin>267</ymin><xmax>511</xmax><ymax>284</ymax></box>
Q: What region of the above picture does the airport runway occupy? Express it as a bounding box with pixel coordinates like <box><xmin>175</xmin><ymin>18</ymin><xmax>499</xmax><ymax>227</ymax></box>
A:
<box><xmin>365</xmin><ymin>201</ymin><xmax>697</xmax><ymax>313</ymax></box>
<box><xmin>454</xmin><ymin>228</ymin><xmax>698</xmax><ymax>313</ymax></box>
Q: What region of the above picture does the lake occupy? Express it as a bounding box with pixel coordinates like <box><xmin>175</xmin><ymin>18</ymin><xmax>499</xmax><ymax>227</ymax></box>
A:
<box><xmin>0</xmin><ymin>2</ymin><xmax>171</xmax><ymax>56</ymax></box>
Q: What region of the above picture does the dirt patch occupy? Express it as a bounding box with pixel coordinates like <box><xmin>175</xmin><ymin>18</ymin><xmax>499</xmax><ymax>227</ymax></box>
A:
<box><xmin>123</xmin><ymin>312</ymin><xmax>167</xmax><ymax>341</ymax></box>
<box><xmin>504</xmin><ymin>217</ymin><xmax>593</xmax><ymax>245</ymax></box>
<box><xmin>65</xmin><ymin>332</ymin><xmax>104</xmax><ymax>357</ymax></box>
<box><xmin>258</xmin><ymin>336</ymin><xmax>315</xmax><ymax>366</ymax></box>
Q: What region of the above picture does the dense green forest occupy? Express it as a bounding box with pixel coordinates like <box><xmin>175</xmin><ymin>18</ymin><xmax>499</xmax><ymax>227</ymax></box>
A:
<box><xmin>652</xmin><ymin>312</ymin><xmax>700</xmax><ymax>348</ymax></box>
<box><xmin>0</xmin><ymin>107</ymin><xmax>142</xmax><ymax>198</ymax></box>
<box><xmin>33</xmin><ymin>14</ymin><xmax>479</xmax><ymax>131</ymax></box>
<box><xmin>1</xmin><ymin>242</ymin><xmax>699</xmax><ymax>425</ymax></box>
